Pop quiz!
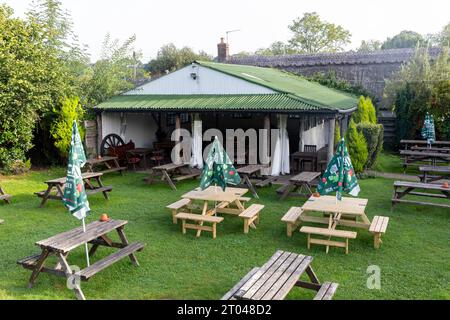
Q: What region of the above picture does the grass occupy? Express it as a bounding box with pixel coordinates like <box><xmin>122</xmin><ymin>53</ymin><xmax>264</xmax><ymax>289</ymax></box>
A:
<box><xmin>0</xmin><ymin>162</ymin><xmax>449</xmax><ymax>300</ymax></box>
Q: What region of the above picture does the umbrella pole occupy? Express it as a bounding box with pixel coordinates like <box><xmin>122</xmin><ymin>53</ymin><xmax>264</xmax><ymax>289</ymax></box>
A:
<box><xmin>82</xmin><ymin>218</ymin><xmax>90</xmax><ymax>267</ymax></box>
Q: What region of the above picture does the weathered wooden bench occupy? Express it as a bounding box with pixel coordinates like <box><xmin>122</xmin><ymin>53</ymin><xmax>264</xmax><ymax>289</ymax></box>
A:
<box><xmin>392</xmin><ymin>180</ymin><xmax>450</xmax><ymax>209</ymax></box>
<box><xmin>166</xmin><ymin>198</ymin><xmax>191</xmax><ymax>224</ymax></box>
<box><xmin>369</xmin><ymin>216</ymin><xmax>389</xmax><ymax>249</ymax></box>
<box><xmin>281</xmin><ymin>207</ymin><xmax>303</xmax><ymax>237</ymax></box>
<box><xmin>175</xmin><ymin>212</ymin><xmax>224</xmax><ymax>239</ymax></box>
<box><xmin>300</xmin><ymin>226</ymin><xmax>357</xmax><ymax>254</ymax></box>
<box><xmin>313</xmin><ymin>282</ymin><xmax>339</xmax><ymax>300</ymax></box>
<box><xmin>221</xmin><ymin>250</ymin><xmax>338</xmax><ymax>300</ymax></box>
<box><xmin>221</xmin><ymin>267</ymin><xmax>260</xmax><ymax>300</ymax></box>
<box><xmin>239</xmin><ymin>204</ymin><xmax>264</xmax><ymax>234</ymax></box>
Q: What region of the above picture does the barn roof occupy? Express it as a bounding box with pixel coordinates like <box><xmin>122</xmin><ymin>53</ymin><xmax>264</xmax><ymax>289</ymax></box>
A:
<box><xmin>95</xmin><ymin>61</ymin><xmax>358</xmax><ymax>113</ymax></box>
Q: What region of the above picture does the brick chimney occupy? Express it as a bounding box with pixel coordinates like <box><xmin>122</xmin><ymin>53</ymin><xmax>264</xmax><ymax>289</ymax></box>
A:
<box><xmin>217</xmin><ymin>37</ymin><xmax>229</xmax><ymax>63</ymax></box>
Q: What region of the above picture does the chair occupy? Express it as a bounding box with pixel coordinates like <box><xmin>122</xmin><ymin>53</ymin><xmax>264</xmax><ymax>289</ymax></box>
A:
<box><xmin>150</xmin><ymin>150</ymin><xmax>164</xmax><ymax>167</ymax></box>
<box><xmin>125</xmin><ymin>151</ymin><xmax>142</xmax><ymax>171</ymax></box>
<box><xmin>301</xmin><ymin>145</ymin><xmax>317</xmax><ymax>171</ymax></box>
<box><xmin>317</xmin><ymin>146</ymin><xmax>328</xmax><ymax>173</ymax></box>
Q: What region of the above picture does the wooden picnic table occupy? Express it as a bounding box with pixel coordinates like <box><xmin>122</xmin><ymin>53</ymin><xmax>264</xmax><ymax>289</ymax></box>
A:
<box><xmin>181</xmin><ymin>186</ymin><xmax>249</xmax><ymax>237</ymax></box>
<box><xmin>127</xmin><ymin>148</ymin><xmax>153</xmax><ymax>169</ymax></box>
<box><xmin>85</xmin><ymin>156</ymin><xmax>126</xmax><ymax>175</ymax></box>
<box><xmin>419</xmin><ymin>165</ymin><xmax>450</xmax><ymax>183</ymax></box>
<box><xmin>401</xmin><ymin>140</ymin><xmax>450</xmax><ymax>150</ymax></box>
<box><xmin>35</xmin><ymin>172</ymin><xmax>112</xmax><ymax>207</ymax></box>
<box><xmin>277</xmin><ymin>172</ymin><xmax>321</xmax><ymax>200</ymax></box>
<box><xmin>301</xmin><ymin>195</ymin><xmax>371</xmax><ymax>229</ymax></box>
<box><xmin>17</xmin><ymin>219</ymin><xmax>145</xmax><ymax>300</ymax></box>
<box><xmin>237</xmin><ymin>164</ymin><xmax>269</xmax><ymax>199</ymax></box>
<box><xmin>400</xmin><ymin>150</ymin><xmax>450</xmax><ymax>170</ymax></box>
<box><xmin>392</xmin><ymin>180</ymin><xmax>450</xmax><ymax>209</ymax></box>
<box><xmin>145</xmin><ymin>163</ymin><xmax>200</xmax><ymax>190</ymax></box>
<box><xmin>291</xmin><ymin>151</ymin><xmax>318</xmax><ymax>172</ymax></box>
<box><xmin>221</xmin><ymin>250</ymin><xmax>338</xmax><ymax>300</ymax></box>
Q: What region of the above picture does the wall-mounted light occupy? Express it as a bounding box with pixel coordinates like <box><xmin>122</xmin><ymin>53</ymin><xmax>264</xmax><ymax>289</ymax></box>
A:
<box><xmin>190</xmin><ymin>72</ymin><xmax>198</xmax><ymax>80</ymax></box>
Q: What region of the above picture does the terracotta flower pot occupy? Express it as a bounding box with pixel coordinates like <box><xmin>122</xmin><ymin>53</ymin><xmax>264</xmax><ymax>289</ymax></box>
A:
<box><xmin>100</xmin><ymin>214</ymin><xmax>110</xmax><ymax>222</ymax></box>
<box><xmin>313</xmin><ymin>192</ymin><xmax>321</xmax><ymax>198</ymax></box>
<box><xmin>443</xmin><ymin>182</ymin><xmax>449</xmax><ymax>189</ymax></box>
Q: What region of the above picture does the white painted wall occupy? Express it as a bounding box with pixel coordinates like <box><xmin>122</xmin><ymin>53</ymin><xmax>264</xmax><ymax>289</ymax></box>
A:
<box><xmin>101</xmin><ymin>112</ymin><xmax>158</xmax><ymax>148</ymax></box>
<box><xmin>301</xmin><ymin>120</ymin><xmax>329</xmax><ymax>151</ymax></box>
<box><xmin>124</xmin><ymin>64</ymin><xmax>275</xmax><ymax>95</ymax></box>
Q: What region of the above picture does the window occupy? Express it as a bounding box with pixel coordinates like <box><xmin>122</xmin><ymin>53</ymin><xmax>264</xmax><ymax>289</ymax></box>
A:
<box><xmin>166</xmin><ymin>113</ymin><xmax>190</xmax><ymax>126</ymax></box>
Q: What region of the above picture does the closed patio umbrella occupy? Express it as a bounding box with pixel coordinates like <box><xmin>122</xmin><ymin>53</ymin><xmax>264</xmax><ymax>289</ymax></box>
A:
<box><xmin>317</xmin><ymin>138</ymin><xmax>360</xmax><ymax>201</ymax></box>
<box><xmin>199</xmin><ymin>136</ymin><xmax>241</xmax><ymax>191</ymax></box>
<box><xmin>62</xmin><ymin>121</ymin><xmax>91</xmax><ymax>266</ymax></box>
<box><xmin>421</xmin><ymin>112</ymin><xmax>436</xmax><ymax>146</ymax></box>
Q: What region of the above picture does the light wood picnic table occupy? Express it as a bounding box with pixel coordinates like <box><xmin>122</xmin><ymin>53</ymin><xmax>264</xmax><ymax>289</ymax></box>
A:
<box><xmin>35</xmin><ymin>172</ymin><xmax>112</xmax><ymax>207</ymax></box>
<box><xmin>301</xmin><ymin>195</ymin><xmax>371</xmax><ymax>230</ymax></box>
<box><xmin>277</xmin><ymin>172</ymin><xmax>321</xmax><ymax>200</ymax></box>
<box><xmin>419</xmin><ymin>165</ymin><xmax>450</xmax><ymax>183</ymax></box>
<box><xmin>17</xmin><ymin>219</ymin><xmax>144</xmax><ymax>300</ymax></box>
<box><xmin>181</xmin><ymin>186</ymin><xmax>249</xmax><ymax>237</ymax></box>
<box><xmin>222</xmin><ymin>250</ymin><xmax>338</xmax><ymax>300</ymax></box>
<box><xmin>145</xmin><ymin>163</ymin><xmax>200</xmax><ymax>190</ymax></box>
<box><xmin>237</xmin><ymin>164</ymin><xmax>269</xmax><ymax>199</ymax></box>
<box><xmin>85</xmin><ymin>156</ymin><xmax>126</xmax><ymax>175</ymax></box>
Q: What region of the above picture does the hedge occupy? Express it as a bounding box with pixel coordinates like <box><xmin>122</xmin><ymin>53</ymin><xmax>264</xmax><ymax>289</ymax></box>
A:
<box><xmin>357</xmin><ymin>123</ymin><xmax>384</xmax><ymax>169</ymax></box>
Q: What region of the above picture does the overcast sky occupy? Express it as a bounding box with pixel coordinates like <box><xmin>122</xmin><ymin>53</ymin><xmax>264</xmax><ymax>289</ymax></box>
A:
<box><xmin>3</xmin><ymin>0</ymin><xmax>449</xmax><ymax>62</ymax></box>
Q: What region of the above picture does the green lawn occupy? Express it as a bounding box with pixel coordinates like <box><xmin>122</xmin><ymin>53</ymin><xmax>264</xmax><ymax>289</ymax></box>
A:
<box><xmin>0</xmin><ymin>167</ymin><xmax>449</xmax><ymax>300</ymax></box>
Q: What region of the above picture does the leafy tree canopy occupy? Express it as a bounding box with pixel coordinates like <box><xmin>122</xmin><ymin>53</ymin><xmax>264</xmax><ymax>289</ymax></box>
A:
<box><xmin>147</xmin><ymin>43</ymin><xmax>212</xmax><ymax>76</ymax></box>
<box><xmin>381</xmin><ymin>30</ymin><xmax>424</xmax><ymax>50</ymax></box>
<box><xmin>357</xmin><ymin>40</ymin><xmax>382</xmax><ymax>53</ymax></box>
<box><xmin>288</xmin><ymin>12</ymin><xmax>351</xmax><ymax>53</ymax></box>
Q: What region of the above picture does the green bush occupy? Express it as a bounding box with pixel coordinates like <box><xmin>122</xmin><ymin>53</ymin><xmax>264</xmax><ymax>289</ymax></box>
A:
<box><xmin>357</xmin><ymin>123</ymin><xmax>384</xmax><ymax>169</ymax></box>
<box><xmin>352</xmin><ymin>96</ymin><xmax>377</xmax><ymax>124</ymax></box>
<box><xmin>50</xmin><ymin>97</ymin><xmax>85</xmax><ymax>159</ymax></box>
<box><xmin>334</xmin><ymin>122</ymin><xmax>341</xmax><ymax>147</ymax></box>
<box><xmin>346</xmin><ymin>120</ymin><xmax>368</xmax><ymax>173</ymax></box>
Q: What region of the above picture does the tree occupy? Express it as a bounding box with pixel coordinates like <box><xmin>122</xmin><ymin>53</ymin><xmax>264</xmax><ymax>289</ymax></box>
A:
<box><xmin>345</xmin><ymin>120</ymin><xmax>368</xmax><ymax>173</ymax></box>
<box><xmin>50</xmin><ymin>97</ymin><xmax>84</xmax><ymax>159</ymax></box>
<box><xmin>352</xmin><ymin>96</ymin><xmax>377</xmax><ymax>124</ymax></box>
<box><xmin>384</xmin><ymin>46</ymin><xmax>450</xmax><ymax>142</ymax></box>
<box><xmin>147</xmin><ymin>44</ymin><xmax>212</xmax><ymax>76</ymax></box>
<box><xmin>288</xmin><ymin>12</ymin><xmax>351</xmax><ymax>53</ymax></box>
<box><xmin>255</xmin><ymin>41</ymin><xmax>295</xmax><ymax>56</ymax></box>
<box><xmin>0</xmin><ymin>5</ymin><xmax>69</xmax><ymax>171</ymax></box>
<box><xmin>357</xmin><ymin>40</ymin><xmax>382</xmax><ymax>52</ymax></box>
<box><xmin>81</xmin><ymin>33</ymin><xmax>142</xmax><ymax>108</ymax></box>
<box><xmin>381</xmin><ymin>30</ymin><xmax>424</xmax><ymax>50</ymax></box>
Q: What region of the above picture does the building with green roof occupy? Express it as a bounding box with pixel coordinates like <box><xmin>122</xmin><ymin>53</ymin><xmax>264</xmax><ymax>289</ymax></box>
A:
<box><xmin>94</xmin><ymin>61</ymin><xmax>358</xmax><ymax>171</ymax></box>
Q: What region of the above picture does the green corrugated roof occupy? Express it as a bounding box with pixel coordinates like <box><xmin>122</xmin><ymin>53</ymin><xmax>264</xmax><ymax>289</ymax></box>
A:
<box><xmin>95</xmin><ymin>61</ymin><xmax>358</xmax><ymax>112</ymax></box>
<box><xmin>94</xmin><ymin>94</ymin><xmax>339</xmax><ymax>112</ymax></box>
<box><xmin>197</xmin><ymin>61</ymin><xmax>358</xmax><ymax>110</ymax></box>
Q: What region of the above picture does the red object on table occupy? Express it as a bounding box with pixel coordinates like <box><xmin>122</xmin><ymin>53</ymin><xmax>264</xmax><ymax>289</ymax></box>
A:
<box><xmin>100</xmin><ymin>214</ymin><xmax>110</xmax><ymax>222</ymax></box>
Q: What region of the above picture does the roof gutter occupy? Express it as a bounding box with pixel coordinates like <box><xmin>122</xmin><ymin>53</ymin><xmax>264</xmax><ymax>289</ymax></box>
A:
<box><xmin>337</xmin><ymin>106</ymin><xmax>357</xmax><ymax>114</ymax></box>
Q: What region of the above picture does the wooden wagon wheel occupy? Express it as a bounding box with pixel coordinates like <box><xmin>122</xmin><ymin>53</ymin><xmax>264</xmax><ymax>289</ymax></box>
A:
<box><xmin>100</xmin><ymin>134</ymin><xmax>125</xmax><ymax>156</ymax></box>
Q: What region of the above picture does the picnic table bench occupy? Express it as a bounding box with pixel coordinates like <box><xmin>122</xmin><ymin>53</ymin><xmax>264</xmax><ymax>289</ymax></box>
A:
<box><xmin>0</xmin><ymin>185</ymin><xmax>11</xmax><ymax>204</ymax></box>
<box><xmin>419</xmin><ymin>165</ymin><xmax>450</xmax><ymax>183</ymax></box>
<box><xmin>392</xmin><ymin>180</ymin><xmax>450</xmax><ymax>209</ymax></box>
<box><xmin>145</xmin><ymin>163</ymin><xmax>200</xmax><ymax>190</ymax></box>
<box><xmin>277</xmin><ymin>172</ymin><xmax>321</xmax><ymax>200</ymax></box>
<box><xmin>411</xmin><ymin>146</ymin><xmax>450</xmax><ymax>153</ymax></box>
<box><xmin>401</xmin><ymin>140</ymin><xmax>450</xmax><ymax>150</ymax></box>
<box><xmin>17</xmin><ymin>219</ymin><xmax>144</xmax><ymax>300</ymax></box>
<box><xmin>400</xmin><ymin>150</ymin><xmax>450</xmax><ymax>171</ymax></box>
<box><xmin>221</xmin><ymin>250</ymin><xmax>338</xmax><ymax>300</ymax></box>
<box><xmin>85</xmin><ymin>156</ymin><xmax>126</xmax><ymax>175</ymax></box>
<box><xmin>237</xmin><ymin>164</ymin><xmax>269</xmax><ymax>198</ymax></box>
<box><xmin>35</xmin><ymin>172</ymin><xmax>112</xmax><ymax>207</ymax></box>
